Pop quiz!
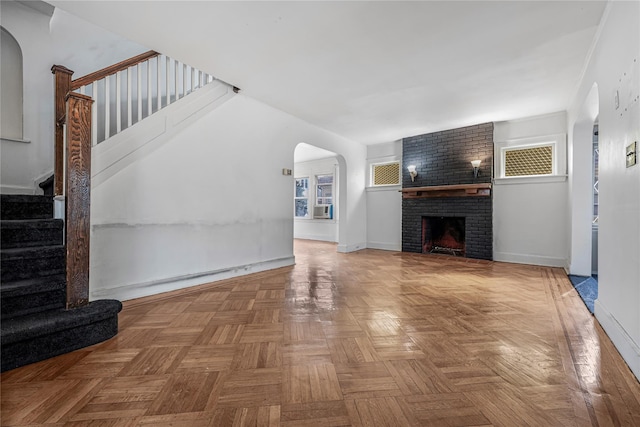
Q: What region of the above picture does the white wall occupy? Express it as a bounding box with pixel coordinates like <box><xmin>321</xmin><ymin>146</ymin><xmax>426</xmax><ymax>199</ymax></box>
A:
<box><xmin>294</xmin><ymin>157</ymin><xmax>339</xmax><ymax>242</ymax></box>
<box><xmin>0</xmin><ymin>1</ymin><xmax>147</xmax><ymax>194</ymax></box>
<box><xmin>366</xmin><ymin>141</ymin><xmax>402</xmax><ymax>251</ymax></box>
<box><xmin>493</xmin><ymin>112</ymin><xmax>568</xmax><ymax>267</ymax></box>
<box><xmin>567</xmin><ymin>1</ymin><xmax>640</xmax><ymax>381</ymax></box>
<box><xmin>91</xmin><ymin>94</ymin><xmax>367</xmax><ymax>301</ymax></box>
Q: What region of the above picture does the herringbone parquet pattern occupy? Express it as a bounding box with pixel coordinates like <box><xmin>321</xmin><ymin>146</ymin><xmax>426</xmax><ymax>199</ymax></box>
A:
<box><xmin>2</xmin><ymin>240</ymin><xmax>639</xmax><ymax>426</ymax></box>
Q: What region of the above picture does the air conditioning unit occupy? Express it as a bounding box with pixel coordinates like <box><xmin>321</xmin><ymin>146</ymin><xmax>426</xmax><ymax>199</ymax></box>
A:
<box><xmin>313</xmin><ymin>205</ymin><xmax>330</xmax><ymax>219</ymax></box>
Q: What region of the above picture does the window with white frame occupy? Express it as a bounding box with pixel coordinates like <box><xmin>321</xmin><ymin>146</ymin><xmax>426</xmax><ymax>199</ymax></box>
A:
<box><xmin>371</xmin><ymin>161</ymin><xmax>400</xmax><ymax>186</ymax></box>
<box><xmin>495</xmin><ymin>134</ymin><xmax>566</xmax><ymax>180</ymax></box>
<box><xmin>316</xmin><ymin>174</ymin><xmax>333</xmax><ymax>205</ymax></box>
<box><xmin>294</xmin><ymin>177</ymin><xmax>309</xmax><ymax>218</ymax></box>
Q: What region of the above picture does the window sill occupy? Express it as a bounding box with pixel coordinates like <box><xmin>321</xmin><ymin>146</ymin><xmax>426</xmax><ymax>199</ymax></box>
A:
<box><xmin>294</xmin><ymin>218</ymin><xmax>336</xmax><ymax>223</ymax></box>
<box><xmin>1</xmin><ymin>136</ymin><xmax>31</xmax><ymax>144</ymax></box>
<box><xmin>366</xmin><ymin>184</ymin><xmax>401</xmax><ymax>192</ymax></box>
<box><xmin>494</xmin><ymin>175</ymin><xmax>567</xmax><ymax>185</ymax></box>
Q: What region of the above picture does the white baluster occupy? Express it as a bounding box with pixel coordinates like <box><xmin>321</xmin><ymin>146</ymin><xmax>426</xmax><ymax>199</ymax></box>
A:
<box><xmin>147</xmin><ymin>59</ymin><xmax>153</xmax><ymax>116</ymax></box>
<box><xmin>105</xmin><ymin>76</ymin><xmax>110</xmax><ymax>141</ymax></box>
<box><xmin>78</xmin><ymin>85</ymin><xmax>85</xmax><ymax>96</ymax></box>
<box><xmin>137</xmin><ymin>63</ymin><xmax>142</xmax><ymax>124</ymax></box>
<box><xmin>183</xmin><ymin>63</ymin><xmax>187</xmax><ymax>98</ymax></box>
<box><xmin>116</xmin><ymin>71</ymin><xmax>122</xmax><ymax>133</ymax></box>
<box><xmin>127</xmin><ymin>67</ymin><xmax>132</xmax><ymax>128</ymax></box>
<box><xmin>175</xmin><ymin>60</ymin><xmax>179</xmax><ymax>101</ymax></box>
<box><xmin>166</xmin><ymin>56</ymin><xmax>171</xmax><ymax>106</ymax></box>
<box><xmin>157</xmin><ymin>56</ymin><xmax>162</xmax><ymax>111</ymax></box>
<box><xmin>92</xmin><ymin>83</ymin><xmax>98</xmax><ymax>146</ymax></box>
<box><xmin>199</xmin><ymin>71</ymin><xmax>204</xmax><ymax>89</ymax></box>
<box><xmin>191</xmin><ymin>67</ymin><xmax>196</xmax><ymax>92</ymax></box>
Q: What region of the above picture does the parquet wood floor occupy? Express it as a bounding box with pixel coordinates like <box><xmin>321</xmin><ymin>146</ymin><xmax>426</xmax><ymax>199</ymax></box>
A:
<box><xmin>2</xmin><ymin>239</ymin><xmax>640</xmax><ymax>426</ymax></box>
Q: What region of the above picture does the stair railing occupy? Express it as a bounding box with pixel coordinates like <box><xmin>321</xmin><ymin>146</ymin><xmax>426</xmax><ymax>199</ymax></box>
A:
<box><xmin>73</xmin><ymin>51</ymin><xmax>215</xmax><ymax>147</ymax></box>
<box><xmin>51</xmin><ymin>51</ymin><xmax>216</xmax><ymax>308</ymax></box>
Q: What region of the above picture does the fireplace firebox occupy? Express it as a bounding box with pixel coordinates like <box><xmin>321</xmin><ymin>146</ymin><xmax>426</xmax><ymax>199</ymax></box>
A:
<box><xmin>422</xmin><ymin>216</ymin><xmax>466</xmax><ymax>256</ymax></box>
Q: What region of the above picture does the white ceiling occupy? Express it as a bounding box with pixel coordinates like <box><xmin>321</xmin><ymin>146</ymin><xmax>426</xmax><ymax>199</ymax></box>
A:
<box><xmin>50</xmin><ymin>1</ymin><xmax>607</xmax><ymax>145</ymax></box>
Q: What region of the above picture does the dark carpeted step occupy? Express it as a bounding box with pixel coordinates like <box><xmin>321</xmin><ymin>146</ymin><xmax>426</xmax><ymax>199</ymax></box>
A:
<box><xmin>1</xmin><ymin>195</ymin><xmax>53</xmax><ymax>220</ymax></box>
<box><xmin>1</xmin><ymin>299</ymin><xmax>123</xmax><ymax>372</ymax></box>
<box><xmin>1</xmin><ymin>245</ymin><xmax>65</xmax><ymax>282</ymax></box>
<box><xmin>1</xmin><ymin>275</ymin><xmax>66</xmax><ymax>320</ymax></box>
<box><xmin>38</xmin><ymin>175</ymin><xmax>54</xmax><ymax>196</ymax></box>
<box><xmin>1</xmin><ymin>219</ymin><xmax>64</xmax><ymax>249</ymax></box>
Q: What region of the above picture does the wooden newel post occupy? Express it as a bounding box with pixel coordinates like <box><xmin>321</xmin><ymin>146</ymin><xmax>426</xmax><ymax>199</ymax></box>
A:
<box><xmin>51</xmin><ymin>65</ymin><xmax>74</xmax><ymax>197</ymax></box>
<box><xmin>65</xmin><ymin>92</ymin><xmax>94</xmax><ymax>309</ymax></box>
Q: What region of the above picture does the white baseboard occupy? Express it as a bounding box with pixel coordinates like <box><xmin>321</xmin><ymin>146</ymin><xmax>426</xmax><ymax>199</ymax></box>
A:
<box><xmin>493</xmin><ymin>251</ymin><xmax>566</xmax><ymax>267</ymax></box>
<box><xmin>595</xmin><ymin>299</ymin><xmax>640</xmax><ymax>382</ymax></box>
<box><xmin>1</xmin><ymin>184</ymin><xmax>35</xmax><ymax>194</ymax></box>
<box><xmin>90</xmin><ymin>256</ymin><xmax>295</xmax><ymax>302</ymax></box>
<box><xmin>337</xmin><ymin>242</ymin><xmax>366</xmax><ymax>253</ymax></box>
<box><xmin>367</xmin><ymin>241</ymin><xmax>401</xmax><ymax>251</ymax></box>
<box><xmin>293</xmin><ymin>234</ymin><xmax>337</xmax><ymax>243</ymax></box>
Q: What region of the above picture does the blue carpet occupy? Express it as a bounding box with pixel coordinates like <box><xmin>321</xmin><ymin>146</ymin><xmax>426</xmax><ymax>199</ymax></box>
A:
<box><xmin>568</xmin><ymin>274</ymin><xmax>598</xmax><ymax>314</ymax></box>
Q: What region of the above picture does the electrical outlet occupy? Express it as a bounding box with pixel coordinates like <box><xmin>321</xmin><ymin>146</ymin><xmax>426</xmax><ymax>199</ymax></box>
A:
<box><xmin>282</xmin><ymin>168</ymin><xmax>292</xmax><ymax>176</ymax></box>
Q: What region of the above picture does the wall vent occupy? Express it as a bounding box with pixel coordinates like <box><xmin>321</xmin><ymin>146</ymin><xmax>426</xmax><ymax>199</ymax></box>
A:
<box><xmin>504</xmin><ymin>146</ymin><xmax>552</xmax><ymax>176</ymax></box>
<box><xmin>372</xmin><ymin>162</ymin><xmax>400</xmax><ymax>186</ymax></box>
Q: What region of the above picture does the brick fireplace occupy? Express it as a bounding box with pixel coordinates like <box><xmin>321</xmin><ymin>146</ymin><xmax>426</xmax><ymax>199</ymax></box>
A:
<box><xmin>402</xmin><ymin>123</ymin><xmax>493</xmax><ymax>260</ymax></box>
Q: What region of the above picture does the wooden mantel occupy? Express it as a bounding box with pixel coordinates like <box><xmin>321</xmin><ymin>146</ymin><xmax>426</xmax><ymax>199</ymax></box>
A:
<box><xmin>400</xmin><ymin>183</ymin><xmax>491</xmax><ymax>199</ymax></box>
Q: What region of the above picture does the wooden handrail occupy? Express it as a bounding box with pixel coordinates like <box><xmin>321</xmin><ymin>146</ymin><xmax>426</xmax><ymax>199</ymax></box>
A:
<box><xmin>70</xmin><ymin>50</ymin><xmax>159</xmax><ymax>90</ymax></box>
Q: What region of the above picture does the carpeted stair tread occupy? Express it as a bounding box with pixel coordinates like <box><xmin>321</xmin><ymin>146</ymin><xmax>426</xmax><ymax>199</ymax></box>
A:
<box><xmin>1</xmin><ymin>195</ymin><xmax>53</xmax><ymax>220</ymax></box>
<box><xmin>1</xmin><ymin>300</ymin><xmax>122</xmax><ymax>372</ymax></box>
<box><xmin>1</xmin><ymin>275</ymin><xmax>67</xmax><ymax>319</ymax></box>
<box><xmin>1</xmin><ymin>299</ymin><xmax>123</xmax><ymax>345</ymax></box>
<box><xmin>1</xmin><ymin>244</ymin><xmax>65</xmax><ymax>257</ymax></box>
<box><xmin>1</xmin><ymin>219</ymin><xmax>64</xmax><ymax>249</ymax></box>
<box><xmin>1</xmin><ymin>245</ymin><xmax>65</xmax><ymax>282</ymax></box>
<box><xmin>38</xmin><ymin>175</ymin><xmax>54</xmax><ymax>196</ymax></box>
<box><xmin>1</xmin><ymin>274</ymin><xmax>66</xmax><ymax>295</ymax></box>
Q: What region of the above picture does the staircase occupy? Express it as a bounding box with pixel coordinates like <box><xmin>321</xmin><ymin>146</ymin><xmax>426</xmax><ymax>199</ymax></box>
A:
<box><xmin>0</xmin><ymin>194</ymin><xmax>122</xmax><ymax>372</ymax></box>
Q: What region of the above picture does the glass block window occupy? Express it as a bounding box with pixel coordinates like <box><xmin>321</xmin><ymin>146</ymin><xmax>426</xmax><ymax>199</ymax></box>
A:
<box><xmin>504</xmin><ymin>145</ymin><xmax>553</xmax><ymax>177</ymax></box>
<box><xmin>372</xmin><ymin>162</ymin><xmax>400</xmax><ymax>186</ymax></box>
<box><xmin>294</xmin><ymin>177</ymin><xmax>309</xmax><ymax>217</ymax></box>
<box><xmin>316</xmin><ymin>174</ymin><xmax>333</xmax><ymax>205</ymax></box>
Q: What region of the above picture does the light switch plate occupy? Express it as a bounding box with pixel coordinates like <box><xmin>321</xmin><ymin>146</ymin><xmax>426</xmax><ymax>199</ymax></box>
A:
<box><xmin>626</xmin><ymin>141</ymin><xmax>637</xmax><ymax>168</ymax></box>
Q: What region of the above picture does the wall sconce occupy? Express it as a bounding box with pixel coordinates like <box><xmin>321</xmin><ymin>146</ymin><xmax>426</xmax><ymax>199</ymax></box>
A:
<box><xmin>407</xmin><ymin>165</ymin><xmax>417</xmax><ymax>182</ymax></box>
<box><xmin>471</xmin><ymin>160</ymin><xmax>481</xmax><ymax>178</ymax></box>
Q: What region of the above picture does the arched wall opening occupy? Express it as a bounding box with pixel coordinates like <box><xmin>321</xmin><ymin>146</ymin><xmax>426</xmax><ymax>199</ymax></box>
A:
<box><xmin>1</xmin><ymin>26</ymin><xmax>24</xmax><ymax>140</ymax></box>
<box><xmin>292</xmin><ymin>142</ymin><xmax>347</xmax><ymax>250</ymax></box>
<box><xmin>569</xmin><ymin>82</ymin><xmax>599</xmax><ymax>276</ymax></box>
